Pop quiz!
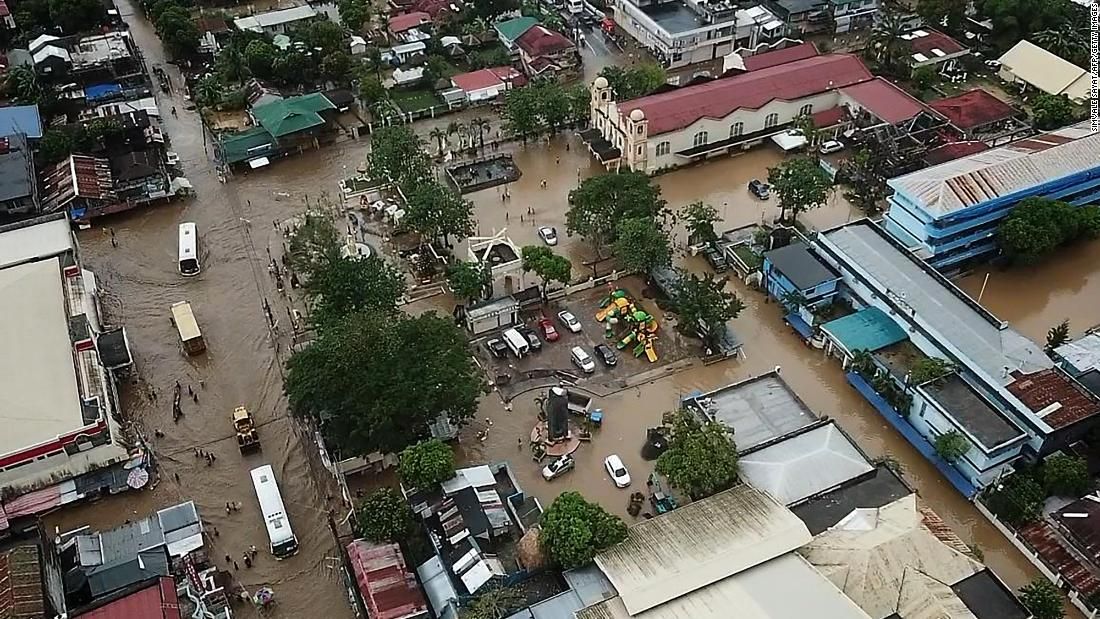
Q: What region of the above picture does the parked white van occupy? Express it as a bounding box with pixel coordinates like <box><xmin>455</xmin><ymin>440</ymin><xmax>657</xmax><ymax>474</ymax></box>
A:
<box><xmin>502</xmin><ymin>328</ymin><xmax>530</xmax><ymax>358</ymax></box>
<box><xmin>571</xmin><ymin>346</ymin><xmax>595</xmax><ymax>373</ymax></box>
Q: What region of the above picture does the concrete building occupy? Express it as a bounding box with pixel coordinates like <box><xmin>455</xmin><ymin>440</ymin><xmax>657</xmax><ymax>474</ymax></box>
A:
<box><xmin>682</xmin><ymin>371</ymin><xmax>819</xmax><ymax>450</ymax></box>
<box><xmin>234</xmin><ymin>6</ymin><xmax>320</xmax><ymax>35</ymax></box>
<box><xmin>1053</xmin><ymin>331</ymin><xmax>1100</xmax><ymax>398</ymax></box>
<box><xmin>764</xmin><ymin>0</ymin><xmax>878</xmax><ymax>35</ymax></box>
<box><xmin>0</xmin><ymin>132</ymin><xmax>39</xmax><ymax>215</ymax></box>
<box><xmin>998</xmin><ymin>39</ymin><xmax>1093</xmax><ymax>103</ymax></box>
<box><xmin>584</xmin><ymin>53</ymin><xmax>931</xmax><ymax>173</ymax></box>
<box><xmin>0</xmin><ymin>215</ymin><xmax>142</xmax><ymax>533</ymax></box>
<box><xmin>611</xmin><ymin>0</ymin><xmax>785</xmax><ymax>69</ymax></box>
<box><xmin>882</xmin><ymin>121</ymin><xmax>1100</xmax><ymax>270</ymax></box>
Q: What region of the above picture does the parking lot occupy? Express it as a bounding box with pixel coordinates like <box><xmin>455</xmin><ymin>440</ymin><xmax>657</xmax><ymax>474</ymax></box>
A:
<box><xmin>477</xmin><ymin>276</ymin><xmax>698</xmax><ymax>397</ymax></box>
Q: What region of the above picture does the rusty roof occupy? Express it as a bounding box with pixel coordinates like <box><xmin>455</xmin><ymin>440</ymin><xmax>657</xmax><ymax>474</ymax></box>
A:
<box><xmin>1007</xmin><ymin>368</ymin><xmax>1100</xmax><ymax>430</ymax></box>
<box><xmin>0</xmin><ymin>545</ymin><xmax>45</xmax><ymax>619</ymax></box>
<box><xmin>929</xmin><ymin>89</ymin><xmax>1018</xmax><ymax>130</ymax></box>
<box><xmin>888</xmin><ymin>121</ymin><xmax>1100</xmax><ymax>216</ymax></box>
<box><xmin>1055</xmin><ymin>496</ymin><xmax>1100</xmax><ymax>563</ymax></box>
<box><xmin>1019</xmin><ymin>520</ymin><xmax>1100</xmax><ymax>597</ymax></box>
<box><xmin>347</xmin><ymin>540</ymin><xmax>428</xmax><ymax>619</ymax></box>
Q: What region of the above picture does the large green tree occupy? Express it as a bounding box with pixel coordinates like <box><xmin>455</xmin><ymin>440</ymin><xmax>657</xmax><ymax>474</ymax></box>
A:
<box><xmin>839</xmin><ymin>146</ymin><xmax>891</xmax><ymax>215</ymax></box>
<box><xmin>656</xmin><ymin>410</ymin><xmax>739</xmax><ymax>500</ymax></box>
<box><xmin>1045</xmin><ymin>319</ymin><xmax>1071</xmax><ymax>354</ymax></box>
<box><xmin>598</xmin><ymin>64</ymin><xmax>667</xmax><ymax>99</ymax></box>
<box><xmin>50</xmin><ymin>0</ymin><xmax>107</xmax><ymax>35</ymax></box>
<box><xmin>1019</xmin><ymin>578</ymin><xmax>1065</xmax><ymax>619</ymax></box>
<box><xmin>355</xmin><ymin>488</ymin><xmax>415</xmax><ymax>543</ymax></box>
<box><xmin>612</xmin><ymin>217</ymin><xmax>672</xmax><ymax>274</ymax></box>
<box><xmin>870</xmin><ymin>0</ymin><xmax>912</xmax><ymax>75</ymax></box>
<box><xmin>398</xmin><ymin>439</ymin><xmax>456</xmax><ymax>490</ymax></box>
<box><xmin>567</xmin><ymin>172</ymin><xmax>667</xmax><ymax>257</ymax></box>
<box><xmin>286</xmin><ymin>311</ymin><xmax>485</xmax><ymax>455</ymax></box>
<box><xmin>154</xmin><ymin>4</ymin><xmax>201</xmax><ymax>58</ymax></box>
<box><xmin>673</xmin><ymin>271</ymin><xmax>744</xmax><ymax>343</ymax></box>
<box><xmin>446</xmin><ymin>260</ymin><xmax>490</xmax><ymax>303</ymax></box>
<box><xmin>997</xmin><ymin>197</ymin><xmax>1081</xmax><ymax>262</ymax></box>
<box><xmin>338</xmin><ymin>0</ymin><xmax>370</xmax><ymax>32</ymax></box>
<box><xmin>244</xmin><ymin>40</ymin><xmax>277</xmax><ymax>78</ymax></box>
<box><xmin>1041</xmin><ymin>453</ymin><xmax>1089</xmax><ymax>497</ymax></box>
<box><xmin>767</xmin><ymin>156</ymin><xmax>834</xmax><ymax>222</ymax></box>
<box><xmin>933</xmin><ymin>431</ymin><xmax>970</xmax><ymax>462</ymax></box>
<box><xmin>681</xmin><ymin>200</ymin><xmax>720</xmax><ymax>245</ymax></box>
<box><xmin>1031</xmin><ymin>93</ymin><xmax>1076</xmax><ymax>130</ymax></box>
<box><xmin>502</xmin><ymin>86</ymin><xmax>543</xmax><ymax>142</ymax></box>
<box><xmin>521</xmin><ymin>245</ymin><xmax>571</xmax><ymax>294</ymax></box>
<box><xmin>917</xmin><ymin>0</ymin><xmax>967</xmax><ymax>34</ymax></box>
<box><xmin>975</xmin><ymin>0</ymin><xmax>1076</xmax><ymax>50</ymax></box>
<box><xmin>539</xmin><ymin>492</ymin><xmax>627</xmax><ymax>569</ymax></box>
<box><xmin>983</xmin><ymin>473</ymin><xmax>1044</xmax><ymax>526</ymax></box>
<box><xmin>403</xmin><ymin>181</ymin><xmax>476</xmax><ymax>244</ymax></box>
<box><xmin>369</xmin><ymin>125</ymin><xmax>432</xmax><ymax>187</ymax></box>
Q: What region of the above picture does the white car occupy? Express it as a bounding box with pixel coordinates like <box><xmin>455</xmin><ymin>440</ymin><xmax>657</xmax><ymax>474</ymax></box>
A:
<box><xmin>819</xmin><ymin>140</ymin><xmax>844</xmax><ymax>155</ymax></box>
<box><xmin>604</xmin><ymin>454</ymin><xmax>631</xmax><ymax>488</ymax></box>
<box><xmin>542</xmin><ymin>455</ymin><xmax>575</xmax><ymax>480</ymax></box>
<box><xmin>538</xmin><ymin>226</ymin><xmax>559</xmax><ymax>246</ymax></box>
<box><xmin>557</xmin><ymin>310</ymin><xmax>582</xmax><ymax>333</ymax></box>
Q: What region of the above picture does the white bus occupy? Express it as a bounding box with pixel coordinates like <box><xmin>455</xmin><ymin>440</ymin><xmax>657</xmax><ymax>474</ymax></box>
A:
<box><xmin>250</xmin><ymin>465</ymin><xmax>299</xmax><ymax>559</ymax></box>
<box><xmin>178</xmin><ymin>222</ymin><xmax>200</xmax><ymax>276</ymax></box>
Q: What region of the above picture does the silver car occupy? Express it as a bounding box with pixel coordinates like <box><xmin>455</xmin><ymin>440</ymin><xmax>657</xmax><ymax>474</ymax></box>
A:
<box><xmin>557</xmin><ymin>310</ymin><xmax>582</xmax><ymax>333</ymax></box>
<box><xmin>538</xmin><ymin>226</ymin><xmax>558</xmax><ymax>246</ymax></box>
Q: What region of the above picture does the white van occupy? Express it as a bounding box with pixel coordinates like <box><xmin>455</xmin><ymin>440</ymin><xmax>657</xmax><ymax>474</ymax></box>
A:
<box><xmin>571</xmin><ymin>346</ymin><xmax>595</xmax><ymax>373</ymax></box>
<box><xmin>502</xmin><ymin>328</ymin><xmax>529</xmax><ymax>358</ymax></box>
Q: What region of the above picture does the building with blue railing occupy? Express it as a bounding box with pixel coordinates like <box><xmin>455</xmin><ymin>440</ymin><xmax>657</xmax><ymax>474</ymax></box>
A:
<box><xmin>882</xmin><ymin>121</ymin><xmax>1100</xmax><ymax>271</ymax></box>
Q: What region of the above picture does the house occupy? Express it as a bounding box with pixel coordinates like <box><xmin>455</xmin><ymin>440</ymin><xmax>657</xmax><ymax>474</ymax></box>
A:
<box><xmin>494</xmin><ymin>15</ymin><xmax>539</xmax><ymax>51</ymax></box>
<box><xmin>197</xmin><ymin>16</ymin><xmax>230</xmax><ymax>54</ymax></box>
<box><xmin>217</xmin><ymin>126</ymin><xmax>277</xmax><ymax>169</ymax></box>
<box><xmin>0</xmin><ymin>535</ymin><xmax>66</xmax><ymax>618</ymax></box>
<box><xmin>40</xmin><ymin>155</ymin><xmax>116</xmax><ymax>217</ymax></box>
<box><xmin>250</xmin><ymin>92</ymin><xmax>336</xmax><ymax>142</ymax></box>
<box><xmin>388</xmin><ymin>11</ymin><xmax>432</xmax><ymax>42</ymax></box>
<box><xmin>450</xmin><ymin>66</ymin><xmax>524</xmax><ymax>102</ymax></box>
<box><xmin>234</xmin><ymin>5</ymin><xmax>319</xmax><ymax>35</ymax></box>
<box><xmin>109</xmin><ymin>150</ymin><xmax>168</xmax><ymax>204</ymax></box>
<box><xmin>928</xmin><ymin>89</ymin><xmax>1029</xmax><ymax>146</ymax></box>
<box><xmin>881</xmin><ymin>121</ymin><xmax>1100</xmax><ymax>269</ymax></box>
<box><xmin>740</xmin><ymin>40</ymin><xmax>819</xmax><ymax>71</ymax></box>
<box><xmin>463</xmin><ymin>296</ymin><xmax>520</xmax><ymax>335</ymax></box>
<box><xmin>682</xmin><ymin>371</ymin><xmax>819</xmax><ymax>451</ymax></box>
<box><xmin>515</xmin><ymin>25</ymin><xmax>578</xmax><ymax>78</ymax></box>
<box><xmin>1053</xmin><ymin>331</ymin><xmax>1100</xmax><ymax>398</ymax></box>
<box><xmin>72</xmin><ymin>578</ymin><xmax>181</xmax><ymax>618</ymax></box>
<box><xmin>763</xmin><ymin>240</ymin><xmax>840</xmax><ymax>314</ymax></box>
<box><xmin>0</xmin><ymin>104</ymin><xmax>42</xmax><ymax>139</ymax></box>
<box><xmin>350</xmin><ymin>35</ymin><xmax>368</xmax><ymax>56</ymax></box>
<box><xmin>583</xmin><ymin>54</ymin><xmax>933</xmax><ymax>173</ymax></box>
<box><xmin>67</xmin><ymin>32</ymin><xmax>144</xmax><ymax>85</ymax></box>
<box><xmin>998</xmin><ymin>39</ymin><xmax>1093</xmax><ymax>103</ymax></box>
<box><xmin>827</xmin><ymin>0</ymin><xmax>877</xmax><ymax>33</ymax></box>
<box><xmin>388</xmin><ymin>40</ymin><xmax>427</xmax><ymax>64</ymax></box>
<box><xmin>0</xmin><ymin>133</ymin><xmax>38</xmax><ymax>215</ymax></box>
<box><xmin>611</xmin><ymin>0</ymin><xmax>785</xmax><ymax>69</ymax></box>
<box><xmin>900</xmin><ymin>28</ymin><xmax>969</xmax><ymax>72</ymax></box>
<box><xmin>346</xmin><ymin>540</ymin><xmax>429</xmax><ymax>619</ymax></box>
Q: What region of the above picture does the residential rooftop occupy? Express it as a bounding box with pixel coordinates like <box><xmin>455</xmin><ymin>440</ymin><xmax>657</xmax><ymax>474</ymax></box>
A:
<box><xmin>234</xmin><ymin>5</ymin><xmax>317</xmax><ymax>31</ymax></box>
<box><xmin>901</xmin><ymin>28</ymin><xmax>968</xmax><ymax>62</ymax></box>
<box><xmin>683</xmin><ymin>372</ymin><xmax>817</xmax><ymax>451</ymax></box>
<box><xmin>951</xmin><ymin>570</ymin><xmax>1031</xmax><ymax>619</ymax></box>
<box><xmin>792</xmin><ymin>464</ymin><xmax>912</xmax><ymax>535</ymax></box>
<box><xmin>1006</xmin><ymin>368</ymin><xmax>1100</xmax><ymax>430</ymax></box>
<box><xmin>346</xmin><ymin>540</ymin><xmax>428</xmax><ymax>619</ymax></box>
<box><xmin>763</xmin><ymin>241</ymin><xmax>839</xmax><ymax>290</ymax></box>
<box><xmin>1054</xmin><ymin>332</ymin><xmax>1100</xmax><ymax>374</ymax></box>
<box><xmin>928</xmin><ymin>89</ymin><xmax>1018</xmax><ymax>130</ymax></box>
<box><xmin>923</xmin><ymin>374</ymin><xmax>1025</xmax><ymax>449</ymax></box>
<box><xmin>0</xmin><ymin>133</ymin><xmax>33</xmax><ymax>203</ymax></box>
<box><xmin>838</xmin><ymin>77</ymin><xmax>931</xmax><ymax>125</ymax></box>
<box><xmin>819</xmin><ymin>220</ymin><xmax>1052</xmax><ymax>387</ymax></box>
<box><xmin>887</xmin><ymin>120</ymin><xmax>1099</xmax><ymax>217</ymax></box>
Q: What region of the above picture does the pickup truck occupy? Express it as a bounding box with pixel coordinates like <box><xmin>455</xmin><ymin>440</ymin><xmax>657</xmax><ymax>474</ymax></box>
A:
<box><xmin>566</xmin><ymin>390</ymin><xmax>592</xmax><ymax>416</ymax></box>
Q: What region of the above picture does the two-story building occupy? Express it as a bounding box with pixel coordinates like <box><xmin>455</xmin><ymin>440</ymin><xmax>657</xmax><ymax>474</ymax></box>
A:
<box><xmin>611</xmin><ymin>0</ymin><xmax>785</xmax><ymax>69</ymax></box>
<box><xmin>764</xmin><ymin>0</ymin><xmax>878</xmax><ymax>34</ymax></box>
<box><xmin>762</xmin><ymin>241</ymin><xmax>840</xmax><ymax>336</ymax></box>
<box><xmin>0</xmin><ymin>132</ymin><xmax>39</xmax><ymax>216</ymax></box>
<box><xmin>882</xmin><ymin>121</ymin><xmax>1100</xmax><ymax>271</ymax></box>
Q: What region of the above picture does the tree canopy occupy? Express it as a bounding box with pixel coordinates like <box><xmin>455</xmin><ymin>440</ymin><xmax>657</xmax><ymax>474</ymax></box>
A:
<box><xmin>521</xmin><ymin>245</ymin><xmax>572</xmax><ymax>293</ymax></box>
<box><xmin>446</xmin><ymin>261</ymin><xmax>490</xmax><ymax>303</ymax></box>
<box><xmin>681</xmin><ymin>201</ymin><xmax>720</xmax><ymax>245</ymax></box>
<box><xmin>567</xmin><ymin>172</ymin><xmax>667</xmax><ymax>257</ymax></box>
<box><xmin>403</xmin><ymin>180</ymin><xmax>477</xmax><ymax>244</ymax></box>
<box><xmin>355</xmin><ymin>487</ymin><xmax>415</xmax><ymax>543</ymax></box>
<box><xmin>598</xmin><ymin>64</ymin><xmax>667</xmax><ymax>99</ymax></box>
<box><xmin>1031</xmin><ymin>93</ymin><xmax>1076</xmax><ymax>130</ymax></box>
<box><xmin>1045</xmin><ymin>319</ymin><xmax>1070</xmax><ymax>354</ymax></box>
<box><xmin>933</xmin><ymin>431</ymin><xmax>970</xmax><ymax>462</ymax></box>
<box><xmin>539</xmin><ymin>492</ymin><xmax>627</xmax><ymax>569</ymax></box>
<box><xmin>1041</xmin><ymin>453</ymin><xmax>1089</xmax><ymax>497</ymax></box>
<box><xmin>982</xmin><ymin>473</ymin><xmax>1044</xmax><ymax>526</ymax></box>
<box><xmin>1019</xmin><ymin>578</ymin><xmax>1065</xmax><ymax>619</ymax></box>
<box><xmin>153</xmin><ymin>1</ymin><xmax>201</xmax><ymax>59</ymax></box>
<box><xmin>673</xmin><ymin>271</ymin><xmax>744</xmax><ymax>343</ymax></box>
<box><xmin>338</xmin><ymin>0</ymin><xmax>371</xmax><ymax>32</ymax></box>
<box><xmin>286</xmin><ymin>310</ymin><xmax>485</xmax><ymax>456</ymax></box>
<box><xmin>656</xmin><ymin>410</ymin><xmax>739</xmax><ymax>499</ymax></box>
<box><xmin>997</xmin><ymin>197</ymin><xmax>1100</xmax><ymax>262</ymax></box>
<box><xmin>369</xmin><ymin>126</ymin><xmax>432</xmax><ymax>187</ymax></box>
<box><xmin>612</xmin><ymin>217</ymin><xmax>672</xmax><ymax>274</ymax></box>
<box><xmin>398</xmin><ymin>439</ymin><xmax>456</xmax><ymax>490</ymax></box>
<box><xmin>767</xmin><ymin>156</ymin><xmax>834</xmax><ymax>222</ymax></box>
<box><xmin>917</xmin><ymin>0</ymin><xmax>967</xmax><ymax>34</ymax></box>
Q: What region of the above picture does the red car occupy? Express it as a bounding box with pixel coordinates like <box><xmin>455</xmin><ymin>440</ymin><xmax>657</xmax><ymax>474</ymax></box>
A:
<box><xmin>539</xmin><ymin>318</ymin><xmax>560</xmax><ymax>342</ymax></box>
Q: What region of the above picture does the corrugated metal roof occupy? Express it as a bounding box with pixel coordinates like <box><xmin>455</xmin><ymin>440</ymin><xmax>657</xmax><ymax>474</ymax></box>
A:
<box><xmin>889</xmin><ymin>121</ymin><xmax>1100</xmax><ymax>216</ymax></box>
<box><xmin>1055</xmin><ymin>333</ymin><xmax>1100</xmax><ymax>373</ymax></box>
<box><xmin>821</xmin><ymin>307</ymin><xmax>908</xmax><ymax>354</ymax></box>
<box><xmin>998</xmin><ymin>40</ymin><xmax>1087</xmax><ymax>97</ymax></box>
<box><xmin>347</xmin><ymin>540</ymin><xmax>428</xmax><ymax>619</ymax></box>
<box><xmin>594</xmin><ymin>484</ymin><xmax>811</xmax><ymax>615</ymax></box>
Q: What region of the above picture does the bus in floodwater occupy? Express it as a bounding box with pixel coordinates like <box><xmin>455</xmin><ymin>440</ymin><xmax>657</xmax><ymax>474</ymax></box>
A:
<box><xmin>250</xmin><ymin>465</ymin><xmax>299</xmax><ymax>559</ymax></box>
<box><xmin>178</xmin><ymin>222</ymin><xmax>200</xmax><ymax>276</ymax></box>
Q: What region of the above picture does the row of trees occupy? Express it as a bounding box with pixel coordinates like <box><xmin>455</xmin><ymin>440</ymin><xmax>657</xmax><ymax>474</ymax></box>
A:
<box><xmin>998</xmin><ymin>197</ymin><xmax>1100</xmax><ymax>263</ymax></box>
<box><xmin>148</xmin><ymin>0</ymin><xmax>201</xmax><ymax>59</ymax></box>
<box><xmin>502</xmin><ymin>81</ymin><xmax>590</xmax><ymax>142</ymax></box>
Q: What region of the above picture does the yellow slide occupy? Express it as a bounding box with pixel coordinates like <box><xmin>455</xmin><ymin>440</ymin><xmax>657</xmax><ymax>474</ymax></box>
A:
<box><xmin>644</xmin><ymin>340</ymin><xmax>658</xmax><ymax>363</ymax></box>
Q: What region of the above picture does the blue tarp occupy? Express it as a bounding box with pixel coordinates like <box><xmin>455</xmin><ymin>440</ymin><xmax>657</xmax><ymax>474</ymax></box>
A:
<box><xmin>785</xmin><ymin>312</ymin><xmax>814</xmax><ymax>340</ymax></box>
<box><xmin>0</xmin><ymin>104</ymin><xmax>43</xmax><ymax>139</ymax></box>
<box><xmin>85</xmin><ymin>83</ymin><xmax>123</xmax><ymax>102</ymax></box>
<box><xmin>846</xmin><ymin>371</ymin><xmax>978</xmax><ymax>498</ymax></box>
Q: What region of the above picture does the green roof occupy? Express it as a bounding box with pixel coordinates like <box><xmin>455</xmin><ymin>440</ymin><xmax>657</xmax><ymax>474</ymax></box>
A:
<box><xmin>252</xmin><ymin>92</ymin><xmax>335</xmax><ymax>138</ymax></box>
<box><xmin>821</xmin><ymin>307</ymin><xmax>908</xmax><ymax>354</ymax></box>
<box><xmin>495</xmin><ymin>16</ymin><xmax>539</xmax><ymax>43</ymax></box>
<box><xmin>218</xmin><ymin>126</ymin><xmax>276</xmax><ymax>164</ymax></box>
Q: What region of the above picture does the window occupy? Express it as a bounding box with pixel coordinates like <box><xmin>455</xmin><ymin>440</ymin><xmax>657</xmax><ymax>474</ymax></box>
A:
<box><xmin>693</xmin><ymin>131</ymin><xmax>708</xmax><ymax>147</ymax></box>
<box><xmin>764</xmin><ymin>113</ymin><xmax>779</xmax><ymax>128</ymax></box>
<box><xmin>656</xmin><ymin>141</ymin><xmax>670</xmax><ymax>156</ymax></box>
<box><xmin>636</xmin><ymin>145</ymin><xmax>643</xmax><ymax>156</ymax></box>
<box><xmin>729</xmin><ymin>122</ymin><xmax>743</xmax><ymax>137</ymax></box>
<box><xmin>636</xmin><ymin>125</ymin><xmax>644</xmax><ymax>135</ymax></box>
<box><xmin>799</xmin><ymin>104</ymin><xmax>813</xmax><ymax>116</ymax></box>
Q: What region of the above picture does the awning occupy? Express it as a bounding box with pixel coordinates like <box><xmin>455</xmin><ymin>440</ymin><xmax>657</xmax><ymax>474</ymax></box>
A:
<box><xmin>248</xmin><ymin>157</ymin><xmax>271</xmax><ymax>169</ymax></box>
<box><xmin>579</xmin><ymin>128</ymin><xmax>601</xmax><ymax>141</ymax></box>
<box><xmin>771</xmin><ymin>131</ymin><xmax>808</xmax><ymax>152</ymax></box>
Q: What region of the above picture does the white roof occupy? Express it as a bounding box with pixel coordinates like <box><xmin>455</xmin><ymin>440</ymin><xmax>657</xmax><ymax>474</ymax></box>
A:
<box><xmin>888</xmin><ymin>121</ymin><xmax>1100</xmax><ymax>216</ymax></box>
<box><xmin>1055</xmin><ymin>333</ymin><xmax>1100</xmax><ymax>373</ymax></box>
<box><xmin>441</xmin><ymin>465</ymin><xmax>496</xmax><ymax>494</ymax></box>
<box><xmin>594</xmin><ymin>484</ymin><xmax>811</xmax><ymax>615</ymax></box>
<box><xmin>998</xmin><ymin>40</ymin><xmax>1090</xmax><ymax>98</ymax></box>
<box><xmin>771</xmin><ymin>130</ymin><xmax>807</xmax><ymax>152</ymax></box>
<box><xmin>32</xmin><ymin>45</ymin><xmax>71</xmax><ymax>65</ymax></box>
<box><xmin>739</xmin><ymin>423</ymin><xmax>873</xmax><ymax>506</ymax></box>
<box><xmin>28</xmin><ymin>34</ymin><xmax>60</xmax><ymax>53</ymax></box>
<box><xmin>440</xmin><ymin>35</ymin><xmax>462</xmax><ymax>47</ymax></box>
<box><xmin>578</xmin><ymin>554</ymin><xmax>871</xmax><ymax>619</ymax></box>
<box><xmin>799</xmin><ymin>495</ymin><xmax>982</xmax><ymax>619</ymax></box>
<box><xmin>0</xmin><ymin>258</ymin><xmax>85</xmax><ymax>457</ymax></box>
<box><xmin>391</xmin><ymin>41</ymin><xmax>427</xmax><ymax>55</ymax></box>
<box><xmin>0</xmin><ymin>217</ymin><xmax>74</xmax><ymax>270</ymax></box>
<box><xmin>393</xmin><ymin>66</ymin><xmax>424</xmax><ymax>84</ymax></box>
<box><xmin>234</xmin><ymin>5</ymin><xmax>317</xmax><ymax>31</ymax></box>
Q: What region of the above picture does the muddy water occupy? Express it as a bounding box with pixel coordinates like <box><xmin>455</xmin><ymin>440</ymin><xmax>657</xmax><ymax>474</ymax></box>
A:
<box><xmin>956</xmin><ymin>240</ymin><xmax>1100</xmax><ymax>341</ymax></box>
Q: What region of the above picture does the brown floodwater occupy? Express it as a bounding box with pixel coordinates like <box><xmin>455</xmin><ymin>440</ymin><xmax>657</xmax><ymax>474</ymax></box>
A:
<box><xmin>58</xmin><ymin>2</ymin><xmax>1058</xmax><ymax>613</ymax></box>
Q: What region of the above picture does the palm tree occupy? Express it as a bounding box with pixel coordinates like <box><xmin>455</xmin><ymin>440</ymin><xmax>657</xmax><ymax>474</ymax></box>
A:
<box><xmin>471</xmin><ymin>117</ymin><xmax>491</xmax><ymax>152</ymax></box>
<box><xmin>1033</xmin><ymin>28</ymin><xmax>1088</xmax><ymax>66</ymax></box>
<box><xmin>429</xmin><ymin>127</ymin><xmax>447</xmax><ymax>157</ymax></box>
<box><xmin>453</xmin><ymin>122</ymin><xmax>468</xmax><ymax>149</ymax></box>
<box><xmin>195</xmin><ymin>75</ymin><xmax>224</xmax><ymax>108</ymax></box>
<box><xmin>870</xmin><ymin>0</ymin><xmax>910</xmax><ymax>76</ymax></box>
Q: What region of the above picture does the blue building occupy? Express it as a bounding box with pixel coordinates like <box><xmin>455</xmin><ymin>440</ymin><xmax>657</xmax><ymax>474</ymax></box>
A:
<box><xmin>762</xmin><ymin>241</ymin><xmax>840</xmax><ymax>339</ymax></box>
<box><xmin>882</xmin><ymin>121</ymin><xmax>1100</xmax><ymax>270</ymax></box>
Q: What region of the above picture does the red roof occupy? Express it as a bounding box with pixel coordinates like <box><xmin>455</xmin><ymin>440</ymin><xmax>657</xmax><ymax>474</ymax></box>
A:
<box><xmin>621</xmin><ymin>54</ymin><xmax>874</xmax><ymax>136</ymax></box>
<box><xmin>516</xmin><ymin>26</ymin><xmax>574</xmax><ymax>58</ymax></box>
<box><xmin>0</xmin><ymin>545</ymin><xmax>45</xmax><ymax>618</ymax></box>
<box><xmin>78</xmin><ymin>577</ymin><xmax>181</xmax><ymax>619</ymax></box>
<box><xmin>347</xmin><ymin>541</ymin><xmax>427</xmax><ymax>619</ymax></box>
<box><xmin>811</xmin><ymin>106</ymin><xmax>846</xmax><ymax>128</ymax></box>
<box><xmin>905</xmin><ymin>28</ymin><xmax>967</xmax><ymax>59</ymax></box>
<box><xmin>743</xmin><ymin>42</ymin><xmax>819</xmax><ymax>71</ymax></box>
<box><xmin>451</xmin><ymin>68</ymin><xmax>504</xmax><ymax>92</ymax></box>
<box><xmin>928</xmin><ymin>89</ymin><xmax>1017</xmax><ymax>130</ymax></box>
<box><xmin>489</xmin><ymin>66</ymin><xmax>522</xmax><ymax>82</ymax></box>
<box><xmin>410</xmin><ymin>0</ymin><xmax>454</xmax><ymax>18</ymax></box>
<box><xmin>388</xmin><ymin>11</ymin><xmax>431</xmax><ymax>33</ymax></box>
<box><xmin>1007</xmin><ymin>369</ymin><xmax>1100</xmax><ymax>430</ymax></box>
<box><xmin>923</xmin><ymin>141</ymin><xmax>990</xmax><ymax>165</ymax></box>
<box><xmin>0</xmin><ymin>0</ymin><xmax>10</xmax><ymax>18</ymax></box>
<box><xmin>840</xmin><ymin>77</ymin><xmax>930</xmax><ymax>124</ymax></box>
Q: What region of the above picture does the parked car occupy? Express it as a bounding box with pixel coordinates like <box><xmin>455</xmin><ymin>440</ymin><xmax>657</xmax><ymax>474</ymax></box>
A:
<box><xmin>517</xmin><ymin>325</ymin><xmax>542</xmax><ymax>351</ymax></box>
<box><xmin>542</xmin><ymin>454</ymin><xmax>575</xmax><ymax>480</ymax></box>
<box><xmin>570</xmin><ymin>346</ymin><xmax>596</xmax><ymax>373</ymax></box>
<box><xmin>604</xmin><ymin>454</ymin><xmax>631</xmax><ymax>488</ymax></box>
<box><xmin>558</xmin><ymin>310</ymin><xmax>582</xmax><ymax>333</ymax></box>
<box><xmin>702</xmin><ymin>245</ymin><xmax>728</xmax><ymax>272</ymax></box>
<box><xmin>594</xmin><ymin>344</ymin><xmax>618</xmax><ymax>366</ymax></box>
<box><xmin>819</xmin><ymin>139</ymin><xmax>844</xmax><ymax>155</ymax></box>
<box><xmin>539</xmin><ymin>317</ymin><xmax>560</xmax><ymax>341</ymax></box>
<box><xmin>538</xmin><ymin>226</ymin><xmax>559</xmax><ymax>246</ymax></box>
<box><xmin>748</xmin><ymin>179</ymin><xmax>770</xmax><ymax>200</ymax></box>
<box><xmin>485</xmin><ymin>338</ymin><xmax>508</xmax><ymax>359</ymax></box>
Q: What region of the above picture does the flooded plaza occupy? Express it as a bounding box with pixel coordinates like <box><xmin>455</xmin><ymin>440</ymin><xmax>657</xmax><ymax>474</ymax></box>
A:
<box><xmin>49</xmin><ymin>1</ymin><xmax>1093</xmax><ymax>614</ymax></box>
